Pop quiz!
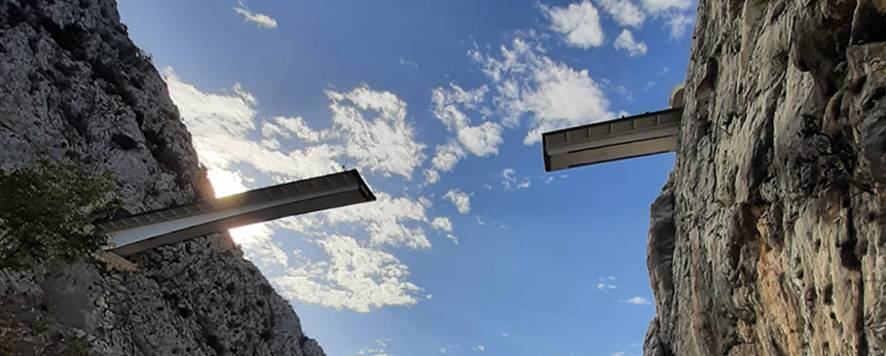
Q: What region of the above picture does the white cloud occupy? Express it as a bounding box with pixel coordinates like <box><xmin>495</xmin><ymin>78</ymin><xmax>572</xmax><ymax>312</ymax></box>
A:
<box><xmin>501</xmin><ymin>168</ymin><xmax>531</xmax><ymax>190</ymax></box>
<box><xmin>357</xmin><ymin>339</ymin><xmax>396</xmax><ymax>356</ymax></box>
<box><xmin>327</xmin><ymin>85</ymin><xmax>425</xmax><ymax>179</ymax></box>
<box><xmin>425</xmin><ymin>84</ymin><xmax>502</xmax><ymax>184</ymax></box>
<box><xmin>596</xmin><ymin>276</ymin><xmax>618</xmax><ymax>290</ymax></box>
<box><xmin>640</xmin><ymin>0</ymin><xmax>692</xmax><ymax>13</ymax></box>
<box><xmin>325</xmin><ymin>192</ymin><xmax>431</xmax><ymax>249</ymax></box>
<box><xmin>273</xmin><ymin>235</ymin><xmax>420</xmax><ymax>313</ymax></box>
<box><xmin>542</xmin><ymin>1</ymin><xmax>605</xmax><ymax>48</ymax></box>
<box><xmin>262</xmin><ymin>116</ymin><xmax>330</xmax><ymax>144</ymax></box>
<box><xmin>171</xmin><ymin>76</ymin><xmax>426</xmax><ymax>181</ymax></box>
<box><xmin>474</xmin><ymin>345</ymin><xmax>486</xmax><ymax>352</ymax></box>
<box><xmin>612</xmin><ymin>352</ymin><xmax>626</xmax><ymax>356</ymax></box>
<box><xmin>164</xmin><ymin>67</ymin><xmax>343</xmax><ymax>180</ymax></box>
<box><xmin>623</xmin><ymin>296</ymin><xmax>653</xmax><ymax>305</ymax></box>
<box><xmin>232</xmin><ymin>6</ymin><xmax>278</xmax><ymax>29</ymax></box>
<box><xmin>457</xmin><ymin>121</ymin><xmax>503</xmax><ymax>157</ymax></box>
<box><xmin>431</xmin><ymin>217</ymin><xmax>453</xmax><ymax>233</ymax></box>
<box><xmin>596</xmin><ymin>0</ymin><xmax>645</xmax><ymax>27</ymax></box>
<box><xmin>423</xmin><ymin>169</ymin><xmax>441</xmax><ymax>185</ymax></box>
<box><xmin>431</xmin><ymin>84</ymin><xmax>488</xmax><ymax>131</ymax></box>
<box><xmin>666</xmin><ymin>13</ymin><xmax>694</xmax><ymax>38</ymax></box>
<box><xmin>634</xmin><ymin>0</ymin><xmax>694</xmax><ymax>39</ymax></box>
<box><xmin>444</xmin><ymin>189</ymin><xmax>471</xmax><ymax>214</ymax></box>
<box><xmin>398</xmin><ymin>57</ymin><xmax>419</xmax><ymax>67</ymax></box>
<box><xmin>431</xmin><ymin>217</ymin><xmax>458</xmax><ymax>245</ymax></box>
<box><xmin>439</xmin><ymin>344</ymin><xmax>458</xmax><ymax>354</ymax></box>
<box><xmin>418</xmin><ymin>196</ymin><xmax>433</xmax><ymax>208</ymax></box>
<box><xmin>614</xmin><ymin>29</ymin><xmax>648</xmax><ymax>57</ymax></box>
<box><xmin>430</xmin><ymin>142</ymin><xmax>466</xmax><ymax>172</ymax></box>
<box><xmin>471</xmin><ymin>38</ymin><xmax>614</xmax><ymax>145</ymax></box>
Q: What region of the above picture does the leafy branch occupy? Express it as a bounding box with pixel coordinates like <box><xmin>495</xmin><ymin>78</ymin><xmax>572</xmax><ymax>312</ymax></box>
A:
<box><xmin>0</xmin><ymin>161</ymin><xmax>119</xmax><ymax>270</ymax></box>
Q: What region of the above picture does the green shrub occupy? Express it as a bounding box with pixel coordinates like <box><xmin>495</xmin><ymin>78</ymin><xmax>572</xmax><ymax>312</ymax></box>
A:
<box><xmin>0</xmin><ymin>161</ymin><xmax>119</xmax><ymax>270</ymax></box>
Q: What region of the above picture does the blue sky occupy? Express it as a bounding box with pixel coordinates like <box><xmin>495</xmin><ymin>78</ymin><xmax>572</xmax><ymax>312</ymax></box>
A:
<box><xmin>117</xmin><ymin>1</ymin><xmax>693</xmax><ymax>355</ymax></box>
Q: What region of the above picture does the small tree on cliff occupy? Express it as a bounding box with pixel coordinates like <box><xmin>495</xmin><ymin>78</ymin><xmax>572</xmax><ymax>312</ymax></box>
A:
<box><xmin>0</xmin><ymin>161</ymin><xmax>119</xmax><ymax>270</ymax></box>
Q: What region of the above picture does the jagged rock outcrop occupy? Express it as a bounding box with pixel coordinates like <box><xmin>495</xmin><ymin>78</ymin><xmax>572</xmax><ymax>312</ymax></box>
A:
<box><xmin>645</xmin><ymin>0</ymin><xmax>885</xmax><ymax>355</ymax></box>
<box><xmin>0</xmin><ymin>0</ymin><xmax>324</xmax><ymax>354</ymax></box>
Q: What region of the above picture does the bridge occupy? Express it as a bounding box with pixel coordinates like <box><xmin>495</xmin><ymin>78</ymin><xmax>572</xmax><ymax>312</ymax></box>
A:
<box><xmin>98</xmin><ymin>170</ymin><xmax>375</xmax><ymax>268</ymax></box>
<box><xmin>542</xmin><ymin>85</ymin><xmax>684</xmax><ymax>171</ymax></box>
<box><xmin>542</xmin><ymin>107</ymin><xmax>682</xmax><ymax>171</ymax></box>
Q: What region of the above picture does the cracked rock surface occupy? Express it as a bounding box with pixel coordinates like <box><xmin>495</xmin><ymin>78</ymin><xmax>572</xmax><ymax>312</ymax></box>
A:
<box><xmin>0</xmin><ymin>0</ymin><xmax>324</xmax><ymax>354</ymax></box>
<box><xmin>645</xmin><ymin>0</ymin><xmax>886</xmax><ymax>355</ymax></box>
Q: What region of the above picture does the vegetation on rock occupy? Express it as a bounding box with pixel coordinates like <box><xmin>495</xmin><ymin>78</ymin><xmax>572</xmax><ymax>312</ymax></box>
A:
<box><xmin>0</xmin><ymin>161</ymin><xmax>118</xmax><ymax>270</ymax></box>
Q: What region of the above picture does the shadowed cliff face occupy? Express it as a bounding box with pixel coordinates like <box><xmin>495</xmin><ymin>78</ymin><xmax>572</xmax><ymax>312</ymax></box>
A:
<box><xmin>0</xmin><ymin>0</ymin><xmax>324</xmax><ymax>354</ymax></box>
<box><xmin>644</xmin><ymin>1</ymin><xmax>886</xmax><ymax>355</ymax></box>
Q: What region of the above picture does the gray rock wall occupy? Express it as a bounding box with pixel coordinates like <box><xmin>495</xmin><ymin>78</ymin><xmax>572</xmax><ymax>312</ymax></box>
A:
<box><xmin>0</xmin><ymin>0</ymin><xmax>324</xmax><ymax>354</ymax></box>
<box><xmin>645</xmin><ymin>0</ymin><xmax>886</xmax><ymax>355</ymax></box>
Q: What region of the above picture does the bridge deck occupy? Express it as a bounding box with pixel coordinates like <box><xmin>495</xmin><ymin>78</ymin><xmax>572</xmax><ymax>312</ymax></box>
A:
<box><xmin>97</xmin><ymin>170</ymin><xmax>375</xmax><ymax>256</ymax></box>
<box><xmin>542</xmin><ymin>107</ymin><xmax>682</xmax><ymax>171</ymax></box>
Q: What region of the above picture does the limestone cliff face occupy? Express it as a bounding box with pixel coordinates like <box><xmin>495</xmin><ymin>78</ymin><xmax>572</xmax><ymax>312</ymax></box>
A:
<box><xmin>0</xmin><ymin>0</ymin><xmax>324</xmax><ymax>354</ymax></box>
<box><xmin>644</xmin><ymin>0</ymin><xmax>886</xmax><ymax>355</ymax></box>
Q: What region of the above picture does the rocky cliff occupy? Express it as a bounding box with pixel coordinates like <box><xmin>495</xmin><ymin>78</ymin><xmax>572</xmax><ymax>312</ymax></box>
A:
<box><xmin>644</xmin><ymin>0</ymin><xmax>885</xmax><ymax>355</ymax></box>
<box><xmin>0</xmin><ymin>0</ymin><xmax>324</xmax><ymax>354</ymax></box>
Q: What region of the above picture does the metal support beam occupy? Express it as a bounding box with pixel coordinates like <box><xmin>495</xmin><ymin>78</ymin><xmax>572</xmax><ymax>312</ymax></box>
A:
<box><xmin>542</xmin><ymin>107</ymin><xmax>682</xmax><ymax>171</ymax></box>
<box><xmin>97</xmin><ymin>170</ymin><xmax>375</xmax><ymax>256</ymax></box>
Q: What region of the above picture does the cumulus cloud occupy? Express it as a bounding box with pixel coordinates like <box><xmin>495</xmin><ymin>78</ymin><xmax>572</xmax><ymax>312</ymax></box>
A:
<box><xmin>623</xmin><ymin>296</ymin><xmax>653</xmax><ymax>305</ymax></box>
<box><xmin>432</xmin><ymin>84</ymin><xmax>489</xmax><ymax>131</ymax></box>
<box><xmin>425</xmin><ymin>84</ymin><xmax>502</xmax><ymax>184</ymax></box>
<box><xmin>444</xmin><ymin>189</ymin><xmax>471</xmax><ymax>214</ymax></box>
<box><xmin>232</xmin><ymin>6</ymin><xmax>278</xmax><ymax>29</ymax></box>
<box><xmin>474</xmin><ymin>345</ymin><xmax>486</xmax><ymax>352</ymax></box>
<box><xmin>634</xmin><ymin>0</ymin><xmax>695</xmax><ymax>39</ymax></box>
<box><xmin>324</xmin><ymin>192</ymin><xmax>431</xmax><ymax>249</ymax></box>
<box><xmin>666</xmin><ymin>12</ymin><xmax>694</xmax><ymax>38</ymax></box>
<box><xmin>164</xmin><ymin>67</ymin><xmax>342</xmax><ymax>179</ymax></box>
<box><xmin>430</xmin><ymin>142</ymin><xmax>466</xmax><ymax>172</ymax></box>
<box><xmin>457</xmin><ymin>121</ymin><xmax>503</xmax><ymax>157</ymax></box>
<box><xmin>423</xmin><ymin>169</ymin><xmax>441</xmax><ymax>185</ymax></box>
<box><xmin>431</xmin><ymin>217</ymin><xmax>453</xmax><ymax>233</ymax></box>
<box><xmin>274</xmin><ymin>235</ymin><xmax>420</xmax><ymax>312</ymax></box>
<box><xmin>542</xmin><ymin>1</ymin><xmax>605</xmax><ymax>48</ymax></box>
<box><xmin>596</xmin><ymin>0</ymin><xmax>645</xmax><ymax>27</ymax></box>
<box><xmin>614</xmin><ymin>29</ymin><xmax>648</xmax><ymax>57</ymax></box>
<box><xmin>431</xmin><ymin>217</ymin><xmax>458</xmax><ymax>245</ymax></box>
<box><xmin>261</xmin><ymin>116</ymin><xmax>331</xmax><ymax>144</ymax></box>
<box><xmin>470</xmin><ymin>38</ymin><xmax>614</xmax><ymax>145</ymax></box>
<box><xmin>327</xmin><ymin>85</ymin><xmax>425</xmax><ymax>179</ymax></box>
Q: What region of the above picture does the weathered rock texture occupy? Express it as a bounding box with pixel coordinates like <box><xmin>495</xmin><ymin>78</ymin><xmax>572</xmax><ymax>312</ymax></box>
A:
<box><xmin>644</xmin><ymin>0</ymin><xmax>886</xmax><ymax>355</ymax></box>
<box><xmin>0</xmin><ymin>0</ymin><xmax>324</xmax><ymax>354</ymax></box>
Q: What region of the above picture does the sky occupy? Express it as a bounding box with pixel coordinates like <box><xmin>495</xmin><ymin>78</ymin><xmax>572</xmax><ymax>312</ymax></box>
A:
<box><xmin>117</xmin><ymin>1</ymin><xmax>694</xmax><ymax>355</ymax></box>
